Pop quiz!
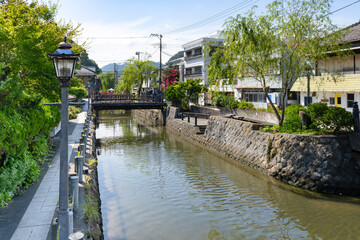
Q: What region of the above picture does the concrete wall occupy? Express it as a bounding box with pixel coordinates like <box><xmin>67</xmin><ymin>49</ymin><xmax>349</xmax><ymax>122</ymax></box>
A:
<box><xmin>167</xmin><ymin>107</ymin><xmax>360</xmax><ymax>196</ymax></box>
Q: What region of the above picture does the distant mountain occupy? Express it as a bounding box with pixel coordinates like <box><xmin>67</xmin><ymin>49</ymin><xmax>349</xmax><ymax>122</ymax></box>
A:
<box><xmin>101</xmin><ymin>61</ymin><xmax>160</xmax><ymax>76</ymax></box>
<box><xmin>167</xmin><ymin>51</ymin><xmax>184</xmax><ymax>64</ymax></box>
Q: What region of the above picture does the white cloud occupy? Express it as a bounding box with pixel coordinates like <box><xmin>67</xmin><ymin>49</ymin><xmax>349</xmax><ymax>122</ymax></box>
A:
<box><xmin>76</xmin><ymin>19</ymin><xmax>222</xmax><ymax>68</ymax></box>
<box><xmin>129</xmin><ymin>16</ymin><xmax>153</xmax><ymax>27</ymax></box>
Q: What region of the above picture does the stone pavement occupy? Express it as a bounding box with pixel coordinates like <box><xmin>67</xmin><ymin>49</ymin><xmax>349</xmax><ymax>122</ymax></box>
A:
<box><xmin>0</xmin><ymin>100</ymin><xmax>88</xmax><ymax>240</ymax></box>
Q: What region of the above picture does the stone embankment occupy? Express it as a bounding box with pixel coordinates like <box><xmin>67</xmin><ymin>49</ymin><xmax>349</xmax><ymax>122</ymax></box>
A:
<box><xmin>132</xmin><ymin>109</ymin><xmax>165</xmax><ymax>126</ymax></box>
<box><xmin>164</xmin><ymin>107</ymin><xmax>360</xmax><ymax>196</ymax></box>
<box><xmin>83</xmin><ymin>117</ymin><xmax>103</xmax><ymax>240</ymax></box>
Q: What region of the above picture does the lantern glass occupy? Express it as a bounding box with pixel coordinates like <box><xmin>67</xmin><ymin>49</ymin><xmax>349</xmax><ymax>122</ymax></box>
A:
<box><xmin>53</xmin><ymin>57</ymin><xmax>77</xmax><ymax>78</ymax></box>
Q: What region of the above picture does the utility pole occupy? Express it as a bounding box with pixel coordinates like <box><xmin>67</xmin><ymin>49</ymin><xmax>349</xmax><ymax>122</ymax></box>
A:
<box><xmin>150</xmin><ymin>33</ymin><xmax>163</xmax><ymax>91</ymax></box>
<box><xmin>114</xmin><ymin>63</ymin><xmax>118</xmax><ymax>87</ymax></box>
<box><xmin>159</xmin><ymin>34</ymin><xmax>162</xmax><ymax>89</ymax></box>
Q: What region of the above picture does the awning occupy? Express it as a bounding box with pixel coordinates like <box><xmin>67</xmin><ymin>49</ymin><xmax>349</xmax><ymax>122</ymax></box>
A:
<box><xmin>291</xmin><ymin>74</ymin><xmax>360</xmax><ymax>92</ymax></box>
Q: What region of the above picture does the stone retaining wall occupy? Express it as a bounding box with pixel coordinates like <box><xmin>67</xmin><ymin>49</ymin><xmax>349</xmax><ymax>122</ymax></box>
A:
<box><xmin>132</xmin><ymin>109</ymin><xmax>164</xmax><ymax>127</ymax></box>
<box><xmin>167</xmin><ymin>107</ymin><xmax>360</xmax><ymax>196</ymax></box>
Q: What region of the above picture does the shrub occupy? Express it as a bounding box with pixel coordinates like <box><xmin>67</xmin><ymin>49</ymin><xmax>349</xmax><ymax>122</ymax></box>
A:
<box><xmin>69</xmin><ymin>105</ymin><xmax>82</xmax><ymax>119</ymax></box>
<box><xmin>212</xmin><ymin>93</ymin><xmax>225</xmax><ymax>107</ymax></box>
<box><xmin>307</xmin><ymin>102</ymin><xmax>328</xmax><ymax>130</ymax></box>
<box><xmin>238</xmin><ymin>100</ymin><xmax>256</xmax><ymax>110</ymax></box>
<box><xmin>256</xmin><ymin>107</ymin><xmax>267</xmax><ymax>112</ymax></box>
<box><xmin>69</xmin><ymin>86</ymin><xmax>87</xmax><ymax>101</ymax></box>
<box><xmin>164</xmin><ymin>84</ymin><xmax>185</xmax><ymax>106</ymax></box>
<box><xmin>281</xmin><ymin>104</ymin><xmax>307</xmax><ymax>133</ymax></box>
<box><xmin>279</xmin><ymin>103</ymin><xmax>353</xmax><ymax>134</ymax></box>
<box><xmin>307</xmin><ymin>103</ymin><xmax>353</xmax><ymax>132</ymax></box>
<box><xmin>224</xmin><ymin>94</ymin><xmax>239</xmax><ymax>109</ymax></box>
<box><xmin>213</xmin><ymin>93</ymin><xmax>239</xmax><ymax>109</ymax></box>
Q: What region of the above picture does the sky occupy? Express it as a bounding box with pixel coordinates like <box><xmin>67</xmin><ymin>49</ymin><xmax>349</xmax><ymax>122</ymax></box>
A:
<box><xmin>43</xmin><ymin>0</ymin><xmax>360</xmax><ymax>68</ymax></box>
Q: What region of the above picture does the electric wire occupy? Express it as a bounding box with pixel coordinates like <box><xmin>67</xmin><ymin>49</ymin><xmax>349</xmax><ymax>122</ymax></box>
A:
<box><xmin>164</xmin><ymin>0</ymin><xmax>261</xmax><ymax>34</ymax></box>
<box><xmin>76</xmin><ymin>36</ymin><xmax>150</xmax><ymax>40</ymax></box>
<box><xmin>83</xmin><ymin>0</ymin><xmax>360</xmax><ymax>64</ymax></box>
<box><xmin>327</xmin><ymin>0</ymin><xmax>360</xmax><ymax>16</ymax></box>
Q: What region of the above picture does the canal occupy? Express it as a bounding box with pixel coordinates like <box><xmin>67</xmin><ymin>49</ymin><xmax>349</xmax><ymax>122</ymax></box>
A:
<box><xmin>96</xmin><ymin>110</ymin><xmax>360</xmax><ymax>240</ymax></box>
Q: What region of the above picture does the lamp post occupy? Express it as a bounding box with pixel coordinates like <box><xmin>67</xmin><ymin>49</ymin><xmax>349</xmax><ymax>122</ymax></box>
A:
<box><xmin>48</xmin><ymin>37</ymin><xmax>80</xmax><ymax>239</ymax></box>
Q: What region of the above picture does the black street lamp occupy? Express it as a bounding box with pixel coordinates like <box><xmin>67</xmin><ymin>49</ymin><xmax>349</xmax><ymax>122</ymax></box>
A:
<box><xmin>48</xmin><ymin>37</ymin><xmax>80</xmax><ymax>239</ymax></box>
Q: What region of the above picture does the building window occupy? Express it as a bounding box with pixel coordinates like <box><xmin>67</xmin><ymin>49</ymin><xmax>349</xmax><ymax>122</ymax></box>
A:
<box><xmin>329</xmin><ymin>97</ymin><xmax>335</xmax><ymax>105</ymax></box>
<box><xmin>347</xmin><ymin>93</ymin><xmax>354</xmax><ymax>108</ymax></box>
<box><xmin>243</xmin><ymin>91</ymin><xmax>266</xmax><ymax>103</ymax></box>
<box><xmin>194</xmin><ymin>66</ymin><xmax>202</xmax><ymax>74</ymax></box>
<box><xmin>185</xmin><ymin>68</ymin><xmax>192</xmax><ymax>75</ymax></box>
<box><xmin>194</xmin><ymin>48</ymin><xmax>202</xmax><ymax>56</ymax></box>
<box><xmin>304</xmin><ymin>96</ymin><xmax>312</xmax><ymax>106</ymax></box>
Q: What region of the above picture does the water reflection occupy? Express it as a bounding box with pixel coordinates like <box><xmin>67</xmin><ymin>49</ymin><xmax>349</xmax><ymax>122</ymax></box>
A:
<box><xmin>97</xmin><ymin>110</ymin><xmax>360</xmax><ymax>240</ymax></box>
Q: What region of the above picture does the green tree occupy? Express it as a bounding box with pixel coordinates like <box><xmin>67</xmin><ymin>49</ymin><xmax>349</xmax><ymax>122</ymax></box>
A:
<box><xmin>181</xmin><ymin>78</ymin><xmax>203</xmax><ymax>107</ymax></box>
<box><xmin>117</xmin><ymin>55</ymin><xmax>158</xmax><ymax>96</ymax></box>
<box><xmin>0</xmin><ymin>0</ymin><xmax>82</xmax><ymax>207</ymax></box>
<box><xmin>165</xmin><ymin>78</ymin><xmax>204</xmax><ymax>110</ymax></box>
<box><xmin>207</xmin><ymin>0</ymin><xmax>348</xmax><ymax>126</ymax></box>
<box><xmin>99</xmin><ymin>72</ymin><xmax>115</xmax><ymax>92</ymax></box>
<box><xmin>164</xmin><ymin>84</ymin><xmax>185</xmax><ymax>106</ymax></box>
<box><xmin>0</xmin><ymin>0</ymin><xmax>83</xmax><ymax>101</ymax></box>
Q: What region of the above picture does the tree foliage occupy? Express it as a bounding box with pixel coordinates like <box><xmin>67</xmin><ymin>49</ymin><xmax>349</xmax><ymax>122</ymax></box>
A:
<box><xmin>163</xmin><ymin>67</ymin><xmax>179</xmax><ymax>89</ymax></box>
<box><xmin>117</xmin><ymin>55</ymin><xmax>158</xmax><ymax>96</ymax></box>
<box><xmin>99</xmin><ymin>72</ymin><xmax>115</xmax><ymax>92</ymax></box>
<box><xmin>0</xmin><ymin>0</ymin><xmax>83</xmax><ymax>101</ymax></box>
<box><xmin>0</xmin><ymin>0</ymin><xmax>83</xmax><ymax>207</ymax></box>
<box><xmin>206</xmin><ymin>0</ymin><xmax>348</xmax><ymax>126</ymax></box>
<box><xmin>165</xmin><ymin>78</ymin><xmax>204</xmax><ymax>110</ymax></box>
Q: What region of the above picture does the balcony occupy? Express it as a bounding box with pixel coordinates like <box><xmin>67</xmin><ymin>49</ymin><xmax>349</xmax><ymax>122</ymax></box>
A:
<box><xmin>185</xmin><ymin>53</ymin><xmax>202</xmax><ymax>61</ymax></box>
<box><xmin>185</xmin><ymin>72</ymin><xmax>202</xmax><ymax>77</ymax></box>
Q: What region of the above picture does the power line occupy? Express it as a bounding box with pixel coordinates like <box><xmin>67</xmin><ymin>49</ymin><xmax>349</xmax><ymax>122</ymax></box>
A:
<box><xmin>164</xmin><ymin>0</ymin><xmax>261</xmax><ymax>34</ymax></box>
<box><xmin>328</xmin><ymin>0</ymin><xmax>360</xmax><ymax>16</ymax></box>
<box><xmin>76</xmin><ymin>36</ymin><xmax>150</xmax><ymax>40</ymax></box>
<box><xmin>151</xmin><ymin>47</ymin><xmax>160</xmax><ymax>56</ymax></box>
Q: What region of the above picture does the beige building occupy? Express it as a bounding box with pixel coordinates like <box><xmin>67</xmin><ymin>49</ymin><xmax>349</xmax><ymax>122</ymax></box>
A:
<box><xmin>291</xmin><ymin>21</ymin><xmax>360</xmax><ymax>111</ymax></box>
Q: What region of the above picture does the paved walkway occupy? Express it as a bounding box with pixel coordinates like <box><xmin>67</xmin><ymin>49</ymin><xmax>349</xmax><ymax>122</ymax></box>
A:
<box><xmin>8</xmin><ymin>101</ymin><xmax>88</xmax><ymax>240</ymax></box>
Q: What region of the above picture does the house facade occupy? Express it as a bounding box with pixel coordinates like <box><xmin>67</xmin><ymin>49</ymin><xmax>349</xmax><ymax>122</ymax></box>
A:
<box><xmin>233</xmin><ymin>77</ymin><xmax>283</xmax><ymax>109</ymax></box>
<box><xmin>291</xmin><ymin>21</ymin><xmax>360</xmax><ymax>112</ymax></box>
<box><xmin>182</xmin><ymin>31</ymin><xmax>224</xmax><ymax>105</ymax></box>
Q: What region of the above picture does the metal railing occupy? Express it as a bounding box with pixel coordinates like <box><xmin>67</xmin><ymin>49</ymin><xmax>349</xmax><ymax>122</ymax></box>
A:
<box><xmin>93</xmin><ymin>94</ymin><xmax>164</xmax><ymax>103</ymax></box>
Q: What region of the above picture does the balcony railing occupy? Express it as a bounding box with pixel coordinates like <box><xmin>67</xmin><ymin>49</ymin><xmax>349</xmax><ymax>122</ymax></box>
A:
<box><xmin>185</xmin><ymin>53</ymin><xmax>202</xmax><ymax>61</ymax></box>
<box><xmin>185</xmin><ymin>72</ymin><xmax>202</xmax><ymax>77</ymax></box>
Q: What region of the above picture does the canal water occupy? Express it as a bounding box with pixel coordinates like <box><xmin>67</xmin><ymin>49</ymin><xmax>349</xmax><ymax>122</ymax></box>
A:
<box><xmin>96</xmin><ymin>110</ymin><xmax>360</xmax><ymax>240</ymax></box>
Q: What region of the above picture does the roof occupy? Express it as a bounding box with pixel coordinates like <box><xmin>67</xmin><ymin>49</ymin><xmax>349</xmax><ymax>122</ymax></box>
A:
<box><xmin>75</xmin><ymin>66</ymin><xmax>96</xmax><ymax>77</ymax></box>
<box><xmin>291</xmin><ymin>74</ymin><xmax>360</xmax><ymax>92</ymax></box>
<box><xmin>342</xmin><ymin>21</ymin><xmax>360</xmax><ymax>43</ymax></box>
<box><xmin>182</xmin><ymin>31</ymin><xmax>223</xmax><ymax>50</ymax></box>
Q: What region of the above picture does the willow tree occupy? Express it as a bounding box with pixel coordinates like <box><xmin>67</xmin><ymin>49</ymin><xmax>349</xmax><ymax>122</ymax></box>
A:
<box><xmin>99</xmin><ymin>72</ymin><xmax>115</xmax><ymax>92</ymax></box>
<box><xmin>207</xmin><ymin>0</ymin><xmax>347</xmax><ymax>125</ymax></box>
<box><xmin>118</xmin><ymin>55</ymin><xmax>158</xmax><ymax>96</ymax></box>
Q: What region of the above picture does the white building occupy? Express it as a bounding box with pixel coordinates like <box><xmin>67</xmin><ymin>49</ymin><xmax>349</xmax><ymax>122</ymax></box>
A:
<box><xmin>182</xmin><ymin>31</ymin><xmax>224</xmax><ymax>105</ymax></box>
<box><xmin>233</xmin><ymin>77</ymin><xmax>283</xmax><ymax>109</ymax></box>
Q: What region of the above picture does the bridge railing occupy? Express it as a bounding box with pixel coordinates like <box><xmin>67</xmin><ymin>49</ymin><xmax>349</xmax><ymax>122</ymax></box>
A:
<box><xmin>93</xmin><ymin>94</ymin><xmax>164</xmax><ymax>103</ymax></box>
